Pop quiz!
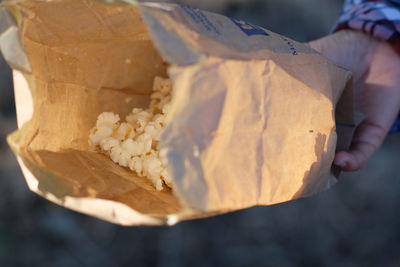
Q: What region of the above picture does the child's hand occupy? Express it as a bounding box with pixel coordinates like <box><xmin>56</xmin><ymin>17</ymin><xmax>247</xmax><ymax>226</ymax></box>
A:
<box><xmin>308</xmin><ymin>30</ymin><xmax>400</xmax><ymax>171</ymax></box>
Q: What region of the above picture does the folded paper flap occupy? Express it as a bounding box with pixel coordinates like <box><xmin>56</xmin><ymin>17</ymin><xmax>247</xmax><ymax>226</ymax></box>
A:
<box><xmin>140</xmin><ymin>2</ymin><xmax>317</xmax><ymax>66</ymax></box>
<box><xmin>163</xmin><ymin>58</ymin><xmax>342</xmax><ymax>210</ymax></box>
<box><xmin>0</xmin><ymin>6</ymin><xmax>31</xmax><ymax>72</ymax></box>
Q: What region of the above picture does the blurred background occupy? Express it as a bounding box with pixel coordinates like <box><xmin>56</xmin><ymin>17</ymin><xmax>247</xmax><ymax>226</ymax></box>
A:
<box><xmin>1</xmin><ymin>0</ymin><xmax>400</xmax><ymax>266</ymax></box>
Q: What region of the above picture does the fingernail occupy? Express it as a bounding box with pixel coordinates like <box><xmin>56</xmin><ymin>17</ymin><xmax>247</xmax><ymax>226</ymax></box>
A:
<box><xmin>335</xmin><ymin>160</ymin><xmax>347</xmax><ymax>168</ymax></box>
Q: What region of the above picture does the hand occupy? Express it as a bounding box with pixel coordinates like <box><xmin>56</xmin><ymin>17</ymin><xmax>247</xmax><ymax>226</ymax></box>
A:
<box><xmin>308</xmin><ymin>30</ymin><xmax>400</xmax><ymax>171</ymax></box>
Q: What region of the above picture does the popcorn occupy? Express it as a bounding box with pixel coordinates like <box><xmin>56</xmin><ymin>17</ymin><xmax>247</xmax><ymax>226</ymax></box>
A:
<box><xmin>100</xmin><ymin>137</ymin><xmax>119</xmax><ymax>151</ymax></box>
<box><xmin>137</xmin><ymin>133</ymin><xmax>153</xmax><ymax>153</ymax></box>
<box><xmin>129</xmin><ymin>156</ymin><xmax>143</xmax><ymax>175</ymax></box>
<box><xmin>89</xmin><ymin>113</ymin><xmax>120</xmax><ymax>147</ymax></box>
<box><xmin>121</xmin><ymin>139</ymin><xmax>137</xmax><ymax>155</ymax></box>
<box><xmin>97</xmin><ymin>112</ymin><xmax>120</xmax><ymax>127</ymax></box>
<box><xmin>89</xmin><ymin>76</ymin><xmax>173</xmax><ymax>191</ymax></box>
<box><xmin>162</xmin><ymin>103</ymin><xmax>171</xmax><ymax>115</ymax></box>
<box><xmin>161</xmin><ymin>168</ymin><xmax>172</xmax><ymax>187</ymax></box>
<box><xmin>149</xmin><ymin>76</ymin><xmax>172</xmax><ymax>113</ymax></box>
<box><xmin>115</xmin><ymin>122</ymin><xmax>135</xmax><ymax>141</ymax></box>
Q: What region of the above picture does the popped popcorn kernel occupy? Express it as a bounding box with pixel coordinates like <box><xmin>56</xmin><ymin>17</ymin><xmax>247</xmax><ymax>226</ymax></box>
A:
<box><xmin>89</xmin><ymin>76</ymin><xmax>173</xmax><ymax>191</ymax></box>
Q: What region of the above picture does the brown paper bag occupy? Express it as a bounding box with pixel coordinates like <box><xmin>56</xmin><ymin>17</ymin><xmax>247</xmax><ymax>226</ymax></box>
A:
<box><xmin>1</xmin><ymin>0</ymin><xmax>354</xmax><ymax>225</ymax></box>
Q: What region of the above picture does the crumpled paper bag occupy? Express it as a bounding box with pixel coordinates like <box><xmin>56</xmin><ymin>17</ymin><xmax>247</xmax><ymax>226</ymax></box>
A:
<box><xmin>1</xmin><ymin>0</ymin><xmax>354</xmax><ymax>225</ymax></box>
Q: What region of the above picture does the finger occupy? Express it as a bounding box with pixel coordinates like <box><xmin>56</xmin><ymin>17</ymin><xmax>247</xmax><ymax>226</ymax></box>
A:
<box><xmin>334</xmin><ymin>120</ymin><xmax>387</xmax><ymax>171</ymax></box>
<box><xmin>334</xmin><ymin>142</ymin><xmax>375</xmax><ymax>171</ymax></box>
<box><xmin>333</xmin><ymin>151</ymin><xmax>353</xmax><ymax>171</ymax></box>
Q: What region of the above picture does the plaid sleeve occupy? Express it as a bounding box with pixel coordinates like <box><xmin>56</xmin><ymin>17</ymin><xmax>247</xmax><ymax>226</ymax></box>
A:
<box><xmin>334</xmin><ymin>0</ymin><xmax>400</xmax><ymax>54</ymax></box>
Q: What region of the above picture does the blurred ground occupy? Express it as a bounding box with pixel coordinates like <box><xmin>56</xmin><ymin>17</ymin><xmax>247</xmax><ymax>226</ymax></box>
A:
<box><xmin>1</xmin><ymin>0</ymin><xmax>400</xmax><ymax>266</ymax></box>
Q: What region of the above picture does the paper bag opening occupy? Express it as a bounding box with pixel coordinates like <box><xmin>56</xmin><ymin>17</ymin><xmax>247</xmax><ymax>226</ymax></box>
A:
<box><xmin>2</xmin><ymin>0</ymin><xmax>354</xmax><ymax>225</ymax></box>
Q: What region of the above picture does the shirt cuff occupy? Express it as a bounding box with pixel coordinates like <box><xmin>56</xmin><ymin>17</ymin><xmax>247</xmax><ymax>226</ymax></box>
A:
<box><xmin>333</xmin><ymin>2</ymin><xmax>400</xmax><ymax>54</ymax></box>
